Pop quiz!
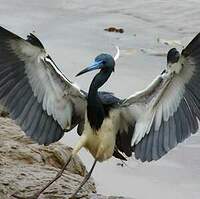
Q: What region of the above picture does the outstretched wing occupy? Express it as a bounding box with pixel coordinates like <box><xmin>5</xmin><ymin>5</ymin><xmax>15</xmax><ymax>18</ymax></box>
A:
<box><xmin>121</xmin><ymin>32</ymin><xmax>200</xmax><ymax>162</ymax></box>
<box><xmin>0</xmin><ymin>26</ymin><xmax>86</xmax><ymax>145</ymax></box>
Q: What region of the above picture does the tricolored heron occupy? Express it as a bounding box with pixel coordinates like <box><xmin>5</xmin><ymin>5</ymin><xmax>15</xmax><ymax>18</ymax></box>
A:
<box><xmin>0</xmin><ymin>26</ymin><xmax>200</xmax><ymax>198</ymax></box>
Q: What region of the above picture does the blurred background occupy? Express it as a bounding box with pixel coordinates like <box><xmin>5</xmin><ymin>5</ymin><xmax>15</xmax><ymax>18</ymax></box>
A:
<box><xmin>1</xmin><ymin>1</ymin><xmax>200</xmax><ymax>198</ymax></box>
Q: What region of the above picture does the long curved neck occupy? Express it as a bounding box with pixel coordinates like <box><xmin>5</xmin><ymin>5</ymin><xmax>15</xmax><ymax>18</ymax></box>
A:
<box><xmin>87</xmin><ymin>70</ymin><xmax>112</xmax><ymax>130</ymax></box>
<box><xmin>88</xmin><ymin>70</ymin><xmax>111</xmax><ymax>97</ymax></box>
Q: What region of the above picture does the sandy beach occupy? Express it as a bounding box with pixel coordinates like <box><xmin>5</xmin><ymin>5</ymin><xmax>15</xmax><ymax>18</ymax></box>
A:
<box><xmin>0</xmin><ymin>0</ymin><xmax>200</xmax><ymax>198</ymax></box>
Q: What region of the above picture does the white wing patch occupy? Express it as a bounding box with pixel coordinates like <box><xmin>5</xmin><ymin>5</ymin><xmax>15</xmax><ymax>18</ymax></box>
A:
<box><xmin>124</xmin><ymin>56</ymin><xmax>195</xmax><ymax>146</ymax></box>
<box><xmin>119</xmin><ymin>33</ymin><xmax>200</xmax><ymax>161</ymax></box>
<box><xmin>9</xmin><ymin>38</ymin><xmax>86</xmax><ymax>130</ymax></box>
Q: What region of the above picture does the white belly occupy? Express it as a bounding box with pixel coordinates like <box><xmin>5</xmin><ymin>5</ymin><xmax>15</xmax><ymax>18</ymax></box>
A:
<box><xmin>80</xmin><ymin>110</ymin><xmax>120</xmax><ymax>162</ymax></box>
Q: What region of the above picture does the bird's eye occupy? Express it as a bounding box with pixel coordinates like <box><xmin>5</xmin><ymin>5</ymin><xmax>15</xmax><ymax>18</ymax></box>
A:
<box><xmin>102</xmin><ymin>61</ymin><xmax>106</xmax><ymax>64</ymax></box>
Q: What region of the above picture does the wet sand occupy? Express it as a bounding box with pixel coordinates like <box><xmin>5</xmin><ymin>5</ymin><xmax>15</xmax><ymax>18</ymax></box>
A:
<box><xmin>0</xmin><ymin>1</ymin><xmax>200</xmax><ymax>198</ymax></box>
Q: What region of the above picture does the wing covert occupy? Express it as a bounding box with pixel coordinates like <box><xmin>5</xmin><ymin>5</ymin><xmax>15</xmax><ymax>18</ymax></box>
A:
<box><xmin>121</xmin><ymin>32</ymin><xmax>200</xmax><ymax>162</ymax></box>
<box><xmin>0</xmin><ymin>26</ymin><xmax>86</xmax><ymax>144</ymax></box>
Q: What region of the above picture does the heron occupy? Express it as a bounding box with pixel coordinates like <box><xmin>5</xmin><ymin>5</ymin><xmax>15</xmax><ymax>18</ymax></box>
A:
<box><xmin>0</xmin><ymin>26</ymin><xmax>200</xmax><ymax>198</ymax></box>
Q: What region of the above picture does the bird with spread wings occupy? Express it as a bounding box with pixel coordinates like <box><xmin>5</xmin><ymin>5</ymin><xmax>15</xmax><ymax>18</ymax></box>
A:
<box><xmin>0</xmin><ymin>26</ymin><xmax>199</xmax><ymax>198</ymax></box>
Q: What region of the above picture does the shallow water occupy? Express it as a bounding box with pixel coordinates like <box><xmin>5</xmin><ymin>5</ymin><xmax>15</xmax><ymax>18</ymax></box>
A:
<box><xmin>1</xmin><ymin>0</ymin><xmax>200</xmax><ymax>198</ymax></box>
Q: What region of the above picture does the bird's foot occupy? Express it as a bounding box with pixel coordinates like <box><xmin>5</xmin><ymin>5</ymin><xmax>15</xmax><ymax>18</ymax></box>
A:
<box><xmin>11</xmin><ymin>192</ymin><xmax>40</xmax><ymax>199</ymax></box>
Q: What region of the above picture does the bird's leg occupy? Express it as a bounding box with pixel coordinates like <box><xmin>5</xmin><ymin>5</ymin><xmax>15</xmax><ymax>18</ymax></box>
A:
<box><xmin>12</xmin><ymin>155</ymin><xmax>73</xmax><ymax>199</ymax></box>
<box><xmin>69</xmin><ymin>159</ymin><xmax>97</xmax><ymax>199</ymax></box>
<box><xmin>34</xmin><ymin>155</ymin><xmax>73</xmax><ymax>197</ymax></box>
<box><xmin>12</xmin><ymin>136</ymin><xmax>86</xmax><ymax>199</ymax></box>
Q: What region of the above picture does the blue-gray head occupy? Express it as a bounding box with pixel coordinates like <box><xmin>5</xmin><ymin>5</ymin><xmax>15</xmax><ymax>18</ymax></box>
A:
<box><xmin>76</xmin><ymin>53</ymin><xmax>115</xmax><ymax>77</ymax></box>
<box><xmin>76</xmin><ymin>47</ymin><xmax>120</xmax><ymax>77</ymax></box>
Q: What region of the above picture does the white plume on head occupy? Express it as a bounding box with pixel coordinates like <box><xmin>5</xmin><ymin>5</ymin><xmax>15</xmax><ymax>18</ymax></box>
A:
<box><xmin>114</xmin><ymin>46</ymin><xmax>120</xmax><ymax>61</ymax></box>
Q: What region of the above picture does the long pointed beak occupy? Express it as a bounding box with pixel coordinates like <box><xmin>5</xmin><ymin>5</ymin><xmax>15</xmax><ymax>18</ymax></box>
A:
<box><xmin>76</xmin><ymin>60</ymin><xmax>104</xmax><ymax>77</ymax></box>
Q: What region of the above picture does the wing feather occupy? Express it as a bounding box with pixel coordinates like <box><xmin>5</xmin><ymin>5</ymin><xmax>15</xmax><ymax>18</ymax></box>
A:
<box><xmin>121</xmin><ymin>32</ymin><xmax>200</xmax><ymax>161</ymax></box>
<box><xmin>0</xmin><ymin>26</ymin><xmax>86</xmax><ymax>144</ymax></box>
